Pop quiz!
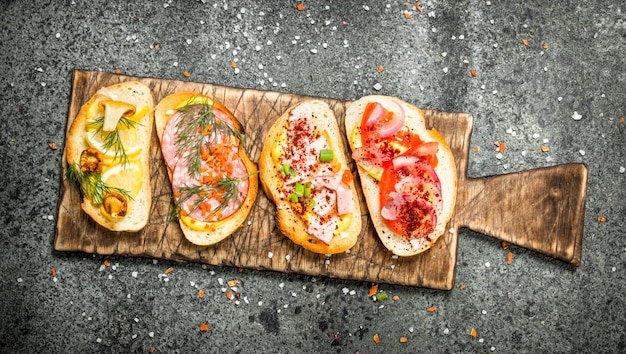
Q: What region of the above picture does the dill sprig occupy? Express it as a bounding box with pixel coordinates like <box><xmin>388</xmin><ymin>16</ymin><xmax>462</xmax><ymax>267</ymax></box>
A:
<box><xmin>65</xmin><ymin>162</ymin><xmax>132</xmax><ymax>204</ymax></box>
<box><xmin>88</xmin><ymin>116</ymin><xmax>140</xmax><ymax>166</ymax></box>
<box><xmin>174</xmin><ymin>171</ymin><xmax>258</xmax><ymax>218</ymax></box>
<box><xmin>173</xmin><ymin>100</ymin><xmax>245</xmax><ymax>179</ymax></box>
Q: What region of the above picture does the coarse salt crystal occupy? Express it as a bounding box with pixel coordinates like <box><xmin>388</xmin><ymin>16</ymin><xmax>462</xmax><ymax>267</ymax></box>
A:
<box><xmin>492</xmin><ymin>90</ymin><xmax>498</xmax><ymax>94</ymax></box>
<box><xmin>543</xmin><ymin>138</ymin><xmax>549</xmax><ymax>143</ymax></box>
<box><xmin>258</xmin><ymin>301</ymin><xmax>263</xmax><ymax>306</ymax></box>
<box><xmin>279</xmin><ymin>282</ymin><xmax>284</xmax><ymax>289</ymax></box>
<box><xmin>285</xmin><ymin>254</ymin><xmax>291</xmax><ymax>261</ymax></box>
<box><xmin>572</xmin><ymin>112</ymin><xmax>582</xmax><ymax>120</ymax></box>
<box><xmin>444</xmin><ymin>328</ymin><xmax>450</xmax><ymax>335</ymax></box>
<box><xmin>479</xmin><ymin>338</ymin><xmax>484</xmax><ymax>343</ymax></box>
<box><xmin>268</xmin><ymin>251</ymin><xmax>273</xmax><ymax>259</ymax></box>
<box><xmin>485</xmin><ymin>262</ymin><xmax>491</xmax><ymax>267</ymax></box>
<box><xmin>310</xmin><ymin>48</ymin><xmax>318</xmax><ymax>54</ymax></box>
<box><xmin>234</xmin><ymin>68</ymin><xmax>240</xmax><ymax>74</ymax></box>
<box><xmin>373</xmin><ymin>83</ymin><xmax>383</xmax><ymax>91</ymax></box>
<box><xmin>482</xmin><ymin>310</ymin><xmax>487</xmax><ymax>314</ymax></box>
<box><xmin>134</xmin><ymin>317</ymin><xmax>139</xmax><ymax>323</ymax></box>
<box><xmin>619</xmin><ymin>166</ymin><xmax>625</xmax><ymax>173</ymax></box>
<box><xmin>17</xmin><ymin>278</ymin><xmax>23</xmax><ymax>283</ymax></box>
<box><xmin>56</xmin><ymin>33</ymin><xmax>61</xmax><ymax>38</ymax></box>
<box><xmin>496</xmin><ymin>153</ymin><xmax>503</xmax><ymax>159</ymax></box>
<box><xmin>442</xmin><ymin>67</ymin><xmax>448</xmax><ymax>73</ymax></box>
<box><xmin>131</xmin><ymin>271</ymin><xmax>138</xmax><ymax>278</ymax></box>
<box><xmin>449</xmin><ymin>228</ymin><xmax>455</xmax><ymax>234</ymax></box>
<box><xmin>127</xmin><ymin>294</ymin><xmax>131</xmax><ymax>299</ymax></box>
<box><xmin>96</xmin><ymin>338</ymin><xmax>102</xmax><ymax>343</ymax></box>
<box><xmin>579</xmin><ymin>150</ymin><xmax>585</xmax><ymax>156</ymax></box>
<box><xmin>409</xmin><ymin>326</ymin><xmax>414</xmax><ymax>333</ymax></box>
<box><xmin>458</xmin><ymin>34</ymin><xmax>465</xmax><ymax>39</ymax></box>
<box><xmin>558</xmin><ymin>97</ymin><xmax>563</xmax><ymax>101</ymax></box>
<box><xmin>441</xmin><ymin>52</ymin><xmax>447</xmax><ymax>57</ymax></box>
<box><xmin>342</xmin><ymin>287</ymin><xmax>349</xmax><ymax>294</ymax></box>
<box><xmin>149</xmin><ymin>332</ymin><xmax>154</xmax><ymax>338</ymax></box>
<box><xmin>186</xmin><ymin>39</ymin><xmax>192</xmax><ymax>44</ymax></box>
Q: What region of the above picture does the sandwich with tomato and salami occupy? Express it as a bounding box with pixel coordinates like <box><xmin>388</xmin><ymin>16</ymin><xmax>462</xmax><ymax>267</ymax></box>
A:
<box><xmin>155</xmin><ymin>92</ymin><xmax>258</xmax><ymax>246</ymax></box>
<box><xmin>259</xmin><ymin>100</ymin><xmax>362</xmax><ymax>254</ymax></box>
<box><xmin>345</xmin><ymin>96</ymin><xmax>457</xmax><ymax>256</ymax></box>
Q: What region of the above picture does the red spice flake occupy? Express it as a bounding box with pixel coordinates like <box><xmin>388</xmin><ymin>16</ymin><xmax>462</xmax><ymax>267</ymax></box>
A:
<box><xmin>459</xmin><ymin>284</ymin><xmax>466</xmax><ymax>290</ymax></box>
<box><xmin>470</xmin><ymin>328</ymin><xmax>477</xmax><ymax>337</ymax></box>
<box><xmin>400</xmin><ymin>336</ymin><xmax>408</xmax><ymax>343</ymax></box>
<box><xmin>164</xmin><ymin>267</ymin><xmax>174</xmax><ymax>275</ymax></box>
<box><xmin>199</xmin><ymin>322</ymin><xmax>209</xmax><ymax>332</ymax></box>
<box><xmin>392</xmin><ymin>295</ymin><xmax>400</xmax><ymax>301</ymax></box>
<box><xmin>521</xmin><ymin>38</ymin><xmax>529</xmax><ymax>46</ymax></box>
<box><xmin>48</xmin><ymin>142</ymin><xmax>57</xmax><ymax>150</ymax></box>
<box><xmin>183</xmin><ymin>71</ymin><xmax>190</xmax><ymax>78</ymax></box>
<box><xmin>51</xmin><ymin>267</ymin><xmax>57</xmax><ymax>277</ymax></box>
<box><xmin>415</xmin><ymin>1</ymin><xmax>422</xmax><ymax>12</ymax></box>
<box><xmin>103</xmin><ymin>259</ymin><xmax>111</xmax><ymax>267</ymax></box>
<box><xmin>238</xmin><ymin>267</ymin><xmax>244</xmax><ymax>273</ymax></box>
<box><xmin>543</xmin><ymin>43</ymin><xmax>548</xmax><ymax>49</ymax></box>
<box><xmin>377</xmin><ymin>64</ymin><xmax>384</xmax><ymax>73</ymax></box>
<box><xmin>499</xmin><ymin>142</ymin><xmax>507</xmax><ymax>154</ymax></box>
<box><xmin>198</xmin><ymin>290</ymin><xmax>205</xmax><ymax>298</ymax></box>
<box><xmin>114</xmin><ymin>68</ymin><xmax>121</xmax><ymax>74</ymax></box>
<box><xmin>507</xmin><ymin>252</ymin><xmax>513</xmax><ymax>265</ymax></box>
<box><xmin>540</xmin><ymin>145</ymin><xmax>550</xmax><ymax>152</ymax></box>
<box><xmin>227</xmin><ymin>279</ymin><xmax>239</xmax><ymax>287</ymax></box>
<box><xmin>619</xmin><ymin>117</ymin><xmax>624</xmax><ymax>123</ymax></box>
<box><xmin>427</xmin><ymin>306</ymin><xmax>437</xmax><ymax>313</ymax></box>
<box><xmin>501</xmin><ymin>241</ymin><xmax>509</xmax><ymax>249</ymax></box>
<box><xmin>473</xmin><ymin>146</ymin><xmax>480</xmax><ymax>153</ymax></box>
<box><xmin>296</xmin><ymin>3</ymin><xmax>304</xmax><ymax>11</ymax></box>
<box><xmin>368</xmin><ymin>284</ymin><xmax>378</xmax><ymax>297</ymax></box>
<box><xmin>470</xmin><ymin>69</ymin><xmax>477</xmax><ymax>77</ymax></box>
<box><xmin>373</xmin><ymin>334</ymin><xmax>380</xmax><ymax>344</ymax></box>
<box><xmin>230</xmin><ymin>61</ymin><xmax>237</xmax><ymax>69</ymax></box>
<box><xmin>154</xmin><ymin>43</ymin><xmax>160</xmax><ymax>50</ymax></box>
<box><xmin>597</xmin><ymin>216</ymin><xmax>606</xmax><ymax>222</ymax></box>
<box><xmin>404</xmin><ymin>11</ymin><xmax>413</xmax><ymax>19</ymax></box>
<box><xmin>226</xmin><ymin>291</ymin><xmax>233</xmax><ymax>300</ymax></box>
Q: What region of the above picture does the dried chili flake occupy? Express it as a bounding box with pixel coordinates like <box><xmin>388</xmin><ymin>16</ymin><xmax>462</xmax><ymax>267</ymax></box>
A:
<box><xmin>521</xmin><ymin>39</ymin><xmax>529</xmax><ymax>46</ymax></box>
<box><xmin>198</xmin><ymin>290</ymin><xmax>205</xmax><ymax>298</ymax></box>
<box><xmin>103</xmin><ymin>260</ymin><xmax>111</xmax><ymax>267</ymax></box>
<box><xmin>473</xmin><ymin>146</ymin><xmax>480</xmax><ymax>153</ymax></box>
<box><xmin>183</xmin><ymin>71</ymin><xmax>190</xmax><ymax>78</ymax></box>
<box><xmin>373</xmin><ymin>334</ymin><xmax>380</xmax><ymax>344</ymax></box>
<box><xmin>459</xmin><ymin>284</ymin><xmax>466</xmax><ymax>290</ymax></box>
<box><xmin>164</xmin><ymin>267</ymin><xmax>174</xmax><ymax>275</ymax></box>
<box><xmin>199</xmin><ymin>322</ymin><xmax>209</xmax><ymax>332</ymax></box>
<box><xmin>543</xmin><ymin>43</ymin><xmax>548</xmax><ymax>50</ymax></box>
<box><xmin>470</xmin><ymin>328</ymin><xmax>477</xmax><ymax>337</ymax></box>
<box><xmin>470</xmin><ymin>69</ymin><xmax>477</xmax><ymax>77</ymax></box>
<box><xmin>51</xmin><ymin>267</ymin><xmax>57</xmax><ymax>277</ymax></box>
<box><xmin>400</xmin><ymin>336</ymin><xmax>408</xmax><ymax>343</ymax></box>
<box><xmin>507</xmin><ymin>251</ymin><xmax>513</xmax><ymax>265</ymax></box>
<box><xmin>377</xmin><ymin>64</ymin><xmax>384</xmax><ymax>73</ymax></box>
<box><xmin>48</xmin><ymin>142</ymin><xmax>57</xmax><ymax>150</ymax></box>
<box><xmin>597</xmin><ymin>216</ymin><xmax>606</xmax><ymax>222</ymax></box>
<box><xmin>499</xmin><ymin>142</ymin><xmax>507</xmax><ymax>154</ymax></box>
<box><xmin>392</xmin><ymin>295</ymin><xmax>400</xmax><ymax>301</ymax></box>
<box><xmin>114</xmin><ymin>68</ymin><xmax>121</xmax><ymax>74</ymax></box>
<box><xmin>427</xmin><ymin>306</ymin><xmax>437</xmax><ymax>313</ymax></box>
<box><xmin>149</xmin><ymin>346</ymin><xmax>155</xmax><ymax>353</ymax></box>
<box><xmin>404</xmin><ymin>11</ymin><xmax>413</xmax><ymax>19</ymax></box>
<box><xmin>501</xmin><ymin>241</ymin><xmax>509</xmax><ymax>250</ymax></box>
<box><xmin>238</xmin><ymin>267</ymin><xmax>244</xmax><ymax>273</ymax></box>
<box><xmin>415</xmin><ymin>1</ymin><xmax>422</xmax><ymax>12</ymax></box>
<box><xmin>226</xmin><ymin>291</ymin><xmax>233</xmax><ymax>300</ymax></box>
<box><xmin>619</xmin><ymin>117</ymin><xmax>624</xmax><ymax>123</ymax></box>
<box><xmin>227</xmin><ymin>279</ymin><xmax>239</xmax><ymax>287</ymax></box>
<box><xmin>296</xmin><ymin>3</ymin><xmax>304</xmax><ymax>11</ymax></box>
<box><xmin>230</xmin><ymin>61</ymin><xmax>237</xmax><ymax>69</ymax></box>
<box><xmin>368</xmin><ymin>284</ymin><xmax>378</xmax><ymax>297</ymax></box>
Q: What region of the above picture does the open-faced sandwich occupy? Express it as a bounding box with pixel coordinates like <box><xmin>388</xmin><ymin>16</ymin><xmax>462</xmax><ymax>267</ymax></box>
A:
<box><xmin>155</xmin><ymin>92</ymin><xmax>258</xmax><ymax>246</ymax></box>
<box><xmin>65</xmin><ymin>81</ymin><xmax>154</xmax><ymax>232</ymax></box>
<box><xmin>259</xmin><ymin>100</ymin><xmax>362</xmax><ymax>254</ymax></box>
<box><xmin>345</xmin><ymin>95</ymin><xmax>457</xmax><ymax>256</ymax></box>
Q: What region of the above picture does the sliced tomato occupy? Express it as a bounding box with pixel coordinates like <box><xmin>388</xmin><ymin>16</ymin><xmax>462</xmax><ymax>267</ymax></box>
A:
<box><xmin>402</xmin><ymin>141</ymin><xmax>439</xmax><ymax>168</ymax></box>
<box><xmin>379</xmin><ymin>155</ymin><xmax>442</xmax><ymax>240</ymax></box>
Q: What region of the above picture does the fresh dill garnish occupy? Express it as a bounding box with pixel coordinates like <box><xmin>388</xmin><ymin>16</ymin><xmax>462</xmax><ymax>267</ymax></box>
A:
<box><xmin>173</xmin><ymin>99</ymin><xmax>245</xmax><ymax>179</ymax></box>
<box><xmin>174</xmin><ymin>171</ymin><xmax>258</xmax><ymax>218</ymax></box>
<box><xmin>65</xmin><ymin>162</ymin><xmax>132</xmax><ymax>204</ymax></box>
<box><xmin>88</xmin><ymin>116</ymin><xmax>140</xmax><ymax>166</ymax></box>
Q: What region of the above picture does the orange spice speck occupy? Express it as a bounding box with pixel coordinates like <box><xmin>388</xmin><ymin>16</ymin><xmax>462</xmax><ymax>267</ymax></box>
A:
<box><xmin>400</xmin><ymin>336</ymin><xmax>408</xmax><ymax>343</ymax></box>
<box><xmin>238</xmin><ymin>267</ymin><xmax>244</xmax><ymax>273</ymax></box>
<box><xmin>149</xmin><ymin>346</ymin><xmax>155</xmax><ymax>353</ymax></box>
<box><xmin>392</xmin><ymin>295</ymin><xmax>400</xmax><ymax>301</ymax></box>
<box><xmin>470</xmin><ymin>69</ymin><xmax>477</xmax><ymax>77</ymax></box>
<box><xmin>377</xmin><ymin>64</ymin><xmax>384</xmax><ymax>73</ymax></box>
<box><xmin>501</xmin><ymin>241</ymin><xmax>509</xmax><ymax>250</ymax></box>
<box><xmin>427</xmin><ymin>306</ymin><xmax>437</xmax><ymax>313</ymax></box>
<box><xmin>103</xmin><ymin>260</ymin><xmax>111</xmax><ymax>267</ymax></box>
<box><xmin>226</xmin><ymin>291</ymin><xmax>233</xmax><ymax>300</ymax></box>
<box><xmin>368</xmin><ymin>284</ymin><xmax>378</xmax><ymax>297</ymax></box>
<box><xmin>507</xmin><ymin>252</ymin><xmax>513</xmax><ymax>265</ymax></box>
<box><xmin>114</xmin><ymin>68</ymin><xmax>121</xmax><ymax>74</ymax></box>
<box><xmin>471</xmin><ymin>328</ymin><xmax>477</xmax><ymax>337</ymax></box>
<box><xmin>183</xmin><ymin>71</ymin><xmax>190</xmax><ymax>77</ymax></box>
<box><xmin>543</xmin><ymin>43</ymin><xmax>548</xmax><ymax>50</ymax></box>
<box><xmin>199</xmin><ymin>322</ymin><xmax>209</xmax><ymax>332</ymax></box>
<box><xmin>459</xmin><ymin>284</ymin><xmax>466</xmax><ymax>290</ymax></box>
<box><xmin>230</xmin><ymin>61</ymin><xmax>237</xmax><ymax>68</ymax></box>
<box><xmin>540</xmin><ymin>145</ymin><xmax>550</xmax><ymax>152</ymax></box>
<box><xmin>164</xmin><ymin>267</ymin><xmax>174</xmax><ymax>275</ymax></box>
<box><xmin>473</xmin><ymin>146</ymin><xmax>480</xmax><ymax>153</ymax></box>
<box><xmin>522</xmin><ymin>38</ymin><xmax>529</xmax><ymax>46</ymax></box>
<box><xmin>597</xmin><ymin>216</ymin><xmax>606</xmax><ymax>222</ymax></box>
<box><xmin>51</xmin><ymin>267</ymin><xmax>57</xmax><ymax>277</ymax></box>
<box><xmin>619</xmin><ymin>116</ymin><xmax>624</xmax><ymax>123</ymax></box>
<box><xmin>373</xmin><ymin>334</ymin><xmax>380</xmax><ymax>344</ymax></box>
<box><xmin>404</xmin><ymin>12</ymin><xmax>413</xmax><ymax>19</ymax></box>
<box><xmin>198</xmin><ymin>290</ymin><xmax>205</xmax><ymax>298</ymax></box>
<box><xmin>227</xmin><ymin>279</ymin><xmax>239</xmax><ymax>287</ymax></box>
<box><xmin>415</xmin><ymin>2</ymin><xmax>422</xmax><ymax>12</ymax></box>
<box><xmin>296</xmin><ymin>3</ymin><xmax>304</xmax><ymax>11</ymax></box>
<box><xmin>499</xmin><ymin>142</ymin><xmax>507</xmax><ymax>154</ymax></box>
<box><xmin>48</xmin><ymin>142</ymin><xmax>57</xmax><ymax>150</ymax></box>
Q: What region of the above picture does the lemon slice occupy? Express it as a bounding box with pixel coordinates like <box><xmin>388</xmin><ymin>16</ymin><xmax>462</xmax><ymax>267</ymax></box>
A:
<box><xmin>101</xmin><ymin>161</ymin><xmax>143</xmax><ymax>197</ymax></box>
<box><xmin>85</xmin><ymin>126</ymin><xmax>141</xmax><ymax>161</ymax></box>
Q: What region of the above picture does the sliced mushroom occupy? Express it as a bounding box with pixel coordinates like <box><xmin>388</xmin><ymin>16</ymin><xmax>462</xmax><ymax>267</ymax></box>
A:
<box><xmin>80</xmin><ymin>148</ymin><xmax>104</xmax><ymax>173</ymax></box>
<box><xmin>98</xmin><ymin>99</ymin><xmax>136</xmax><ymax>131</ymax></box>
<box><xmin>103</xmin><ymin>191</ymin><xmax>128</xmax><ymax>218</ymax></box>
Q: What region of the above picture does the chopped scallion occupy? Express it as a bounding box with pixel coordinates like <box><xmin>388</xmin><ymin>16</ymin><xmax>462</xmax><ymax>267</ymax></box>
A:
<box><xmin>319</xmin><ymin>149</ymin><xmax>333</xmax><ymax>162</ymax></box>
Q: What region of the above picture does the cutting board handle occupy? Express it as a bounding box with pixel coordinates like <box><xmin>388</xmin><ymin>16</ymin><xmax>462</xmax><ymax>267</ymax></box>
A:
<box><xmin>454</xmin><ymin>163</ymin><xmax>588</xmax><ymax>265</ymax></box>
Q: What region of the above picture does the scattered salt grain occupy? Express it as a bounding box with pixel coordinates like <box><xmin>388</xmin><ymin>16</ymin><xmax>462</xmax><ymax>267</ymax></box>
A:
<box><xmin>258</xmin><ymin>301</ymin><xmax>263</xmax><ymax>306</ymax></box>
<box><xmin>612</xmin><ymin>267</ymin><xmax>616</xmax><ymax>272</ymax></box>
<box><xmin>310</xmin><ymin>48</ymin><xmax>318</xmax><ymax>54</ymax></box>
<box><xmin>234</xmin><ymin>68</ymin><xmax>240</xmax><ymax>74</ymax></box>
<box><xmin>558</xmin><ymin>97</ymin><xmax>563</xmax><ymax>102</ymax></box>
<box><xmin>342</xmin><ymin>287</ymin><xmax>350</xmax><ymax>294</ymax></box>
<box><xmin>373</xmin><ymin>83</ymin><xmax>383</xmax><ymax>91</ymax></box>
<box><xmin>441</xmin><ymin>52</ymin><xmax>447</xmax><ymax>57</ymax></box>
<box><xmin>579</xmin><ymin>150</ymin><xmax>585</xmax><ymax>156</ymax></box>
<box><xmin>442</xmin><ymin>67</ymin><xmax>448</xmax><ymax>73</ymax></box>
<box><xmin>108</xmin><ymin>274</ymin><xmax>113</xmax><ymax>280</ymax></box>
<box><xmin>186</xmin><ymin>38</ymin><xmax>192</xmax><ymax>45</ymax></box>
<box><xmin>409</xmin><ymin>326</ymin><xmax>414</xmax><ymax>333</ymax></box>
<box><xmin>458</xmin><ymin>34</ymin><xmax>465</xmax><ymax>40</ymax></box>
<box><xmin>479</xmin><ymin>338</ymin><xmax>484</xmax><ymax>343</ymax></box>
<box><xmin>96</xmin><ymin>338</ymin><xmax>102</xmax><ymax>343</ymax></box>
<box><xmin>482</xmin><ymin>310</ymin><xmax>487</xmax><ymax>315</ymax></box>
<box><xmin>449</xmin><ymin>228</ymin><xmax>455</xmax><ymax>234</ymax></box>
<box><xmin>572</xmin><ymin>112</ymin><xmax>582</xmax><ymax>120</ymax></box>
<box><xmin>444</xmin><ymin>328</ymin><xmax>450</xmax><ymax>335</ymax></box>
<box><xmin>496</xmin><ymin>153</ymin><xmax>503</xmax><ymax>159</ymax></box>
<box><xmin>41</xmin><ymin>82</ymin><xmax>46</xmax><ymax>87</ymax></box>
<box><xmin>543</xmin><ymin>138</ymin><xmax>549</xmax><ymax>143</ymax></box>
<box><xmin>278</xmin><ymin>282</ymin><xmax>285</xmax><ymax>289</ymax></box>
<box><xmin>485</xmin><ymin>262</ymin><xmax>491</xmax><ymax>268</ymax></box>
<box><xmin>619</xmin><ymin>166</ymin><xmax>625</xmax><ymax>173</ymax></box>
<box><xmin>149</xmin><ymin>332</ymin><xmax>154</xmax><ymax>338</ymax></box>
<box><xmin>172</xmin><ymin>61</ymin><xmax>178</xmax><ymax>67</ymax></box>
<box><xmin>17</xmin><ymin>278</ymin><xmax>23</xmax><ymax>283</ymax></box>
<box><xmin>134</xmin><ymin>317</ymin><xmax>139</xmax><ymax>323</ymax></box>
<box><xmin>56</xmin><ymin>33</ymin><xmax>61</xmax><ymax>38</ymax></box>
<box><xmin>268</xmin><ymin>251</ymin><xmax>273</xmax><ymax>259</ymax></box>
<box><xmin>127</xmin><ymin>294</ymin><xmax>131</xmax><ymax>299</ymax></box>
<box><xmin>131</xmin><ymin>271</ymin><xmax>138</xmax><ymax>278</ymax></box>
<box><xmin>53</xmin><ymin>277</ymin><xmax>58</xmax><ymax>282</ymax></box>
<box><xmin>285</xmin><ymin>254</ymin><xmax>291</xmax><ymax>261</ymax></box>
<box><xmin>492</xmin><ymin>90</ymin><xmax>498</xmax><ymax>95</ymax></box>
<box><xmin>47</xmin><ymin>215</ymin><xmax>54</xmax><ymax>221</ymax></box>
<box><xmin>493</xmin><ymin>43</ymin><xmax>498</xmax><ymax>48</ymax></box>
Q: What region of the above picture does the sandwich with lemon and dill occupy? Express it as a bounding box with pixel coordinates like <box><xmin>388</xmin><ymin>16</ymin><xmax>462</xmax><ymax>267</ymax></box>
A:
<box><xmin>65</xmin><ymin>81</ymin><xmax>154</xmax><ymax>232</ymax></box>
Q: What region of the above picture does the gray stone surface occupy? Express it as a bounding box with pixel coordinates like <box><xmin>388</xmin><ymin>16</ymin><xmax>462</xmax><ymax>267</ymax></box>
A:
<box><xmin>0</xmin><ymin>0</ymin><xmax>624</xmax><ymax>353</ymax></box>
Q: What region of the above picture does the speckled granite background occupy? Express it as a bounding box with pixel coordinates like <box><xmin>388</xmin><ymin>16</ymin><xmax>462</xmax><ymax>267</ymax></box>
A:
<box><xmin>0</xmin><ymin>1</ymin><xmax>624</xmax><ymax>353</ymax></box>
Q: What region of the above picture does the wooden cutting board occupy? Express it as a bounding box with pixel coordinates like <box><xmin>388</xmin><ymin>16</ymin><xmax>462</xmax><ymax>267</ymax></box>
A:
<box><xmin>54</xmin><ymin>70</ymin><xmax>588</xmax><ymax>290</ymax></box>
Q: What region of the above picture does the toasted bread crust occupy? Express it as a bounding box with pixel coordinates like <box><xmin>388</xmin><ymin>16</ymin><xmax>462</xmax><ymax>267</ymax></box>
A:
<box><xmin>259</xmin><ymin>100</ymin><xmax>362</xmax><ymax>254</ymax></box>
<box><xmin>154</xmin><ymin>92</ymin><xmax>258</xmax><ymax>246</ymax></box>
<box><xmin>345</xmin><ymin>95</ymin><xmax>457</xmax><ymax>257</ymax></box>
<box><xmin>66</xmin><ymin>81</ymin><xmax>154</xmax><ymax>232</ymax></box>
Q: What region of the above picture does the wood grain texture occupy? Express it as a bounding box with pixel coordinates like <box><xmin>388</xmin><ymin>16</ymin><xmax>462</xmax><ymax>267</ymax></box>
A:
<box><xmin>54</xmin><ymin>70</ymin><xmax>588</xmax><ymax>289</ymax></box>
